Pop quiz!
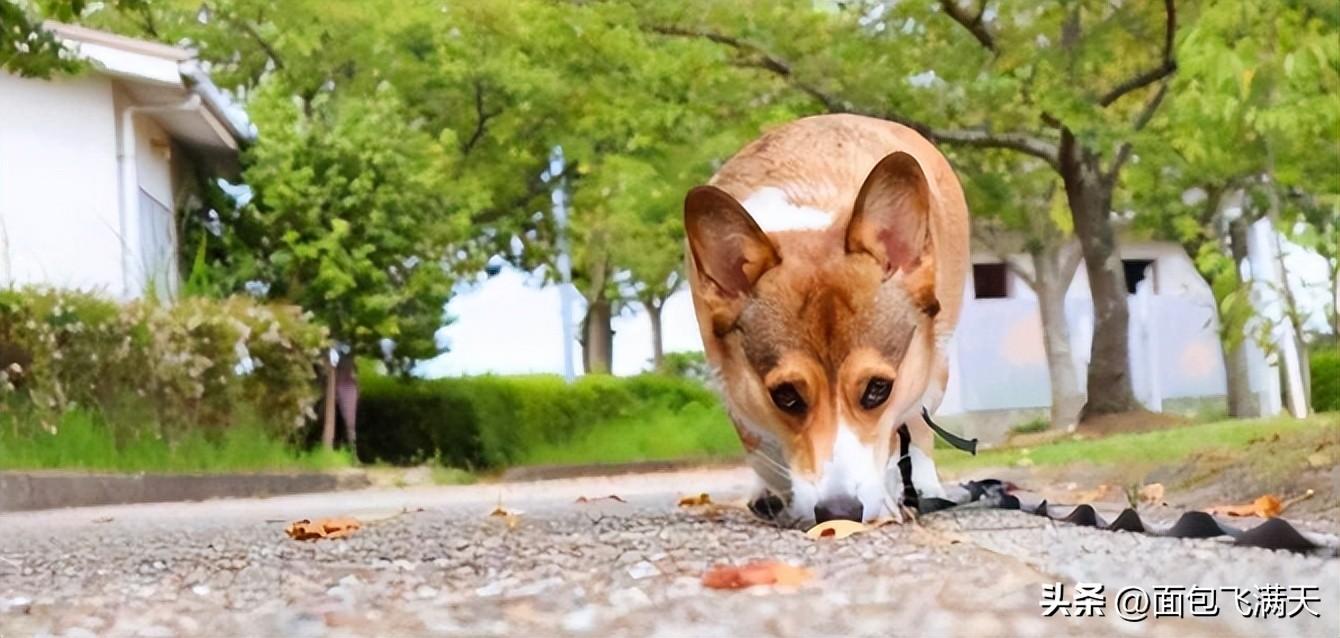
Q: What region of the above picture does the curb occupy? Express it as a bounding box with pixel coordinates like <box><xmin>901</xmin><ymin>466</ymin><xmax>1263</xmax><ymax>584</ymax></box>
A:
<box><xmin>499</xmin><ymin>457</ymin><xmax>746</xmax><ymax>482</ymax></box>
<box><xmin>0</xmin><ymin>470</ymin><xmax>371</xmax><ymax>513</ymax></box>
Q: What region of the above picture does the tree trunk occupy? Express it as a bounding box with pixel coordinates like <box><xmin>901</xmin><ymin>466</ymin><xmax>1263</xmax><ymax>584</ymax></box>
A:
<box><xmin>1061</xmin><ymin>136</ymin><xmax>1140</xmax><ymax>418</ymax></box>
<box><xmin>321</xmin><ymin>353</ymin><xmax>336</xmax><ymax>450</ymax></box>
<box><xmin>583</xmin><ymin>297</ymin><xmax>614</xmax><ymax>375</ymax></box>
<box><xmin>1033</xmin><ymin>248</ymin><xmax>1084</xmax><ymax>428</ymax></box>
<box><xmin>335</xmin><ymin>351</ymin><xmax>358</xmax><ymax>459</ymax></box>
<box><xmin>646</xmin><ymin>300</ymin><xmax>665</xmax><ymax>372</ymax></box>
<box><xmin>1223</xmin><ymin>216</ymin><xmax>1259</xmax><ymax>417</ymax></box>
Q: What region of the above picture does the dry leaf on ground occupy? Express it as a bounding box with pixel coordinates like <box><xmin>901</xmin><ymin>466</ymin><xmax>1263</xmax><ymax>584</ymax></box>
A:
<box><xmin>805</xmin><ymin>519</ymin><xmax>870</xmax><ymax>540</ymax></box>
<box><xmin>701</xmin><ymin>561</ymin><xmax>812</xmax><ymax>589</ymax></box>
<box><xmin>488</xmin><ymin>505</ymin><xmax>522</xmax><ymax>529</ymax></box>
<box><xmin>1138</xmin><ymin>483</ymin><xmax>1165</xmax><ymax>504</ymax></box>
<box><xmin>285</xmin><ymin>517</ymin><xmax>361</xmax><ymax>541</ymax></box>
<box><xmin>575</xmin><ymin>495</ymin><xmax>627</xmax><ymax>504</ymax></box>
<box><xmin>1208</xmin><ymin>494</ymin><xmax>1283</xmax><ymax>518</ymax></box>
<box><xmin>1073</xmin><ymin>484</ymin><xmax>1114</xmax><ymax>504</ymax></box>
<box><xmin>677</xmin><ymin>493</ymin><xmax>712</xmax><ymax>507</ymax></box>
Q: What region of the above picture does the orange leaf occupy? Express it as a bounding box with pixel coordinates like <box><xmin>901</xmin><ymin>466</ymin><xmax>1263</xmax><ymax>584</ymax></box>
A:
<box><xmin>1207</xmin><ymin>494</ymin><xmax>1283</xmax><ymax>518</ymax></box>
<box><xmin>285</xmin><ymin>517</ymin><xmax>361</xmax><ymax>541</ymax></box>
<box><xmin>678</xmin><ymin>493</ymin><xmax>712</xmax><ymax>507</ymax></box>
<box><xmin>1138</xmin><ymin>483</ymin><xmax>1165</xmax><ymax>504</ymax></box>
<box><xmin>702</xmin><ymin>561</ymin><xmax>812</xmax><ymax>590</ymax></box>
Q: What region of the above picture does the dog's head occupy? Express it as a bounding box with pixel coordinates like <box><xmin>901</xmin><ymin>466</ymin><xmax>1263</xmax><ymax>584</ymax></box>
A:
<box><xmin>686</xmin><ymin>152</ymin><xmax>941</xmax><ymax>525</ymax></box>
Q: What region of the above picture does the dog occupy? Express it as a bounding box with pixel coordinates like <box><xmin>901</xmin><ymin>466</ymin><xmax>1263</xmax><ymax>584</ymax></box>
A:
<box><xmin>683</xmin><ymin>114</ymin><xmax>969</xmax><ymax>526</ymax></box>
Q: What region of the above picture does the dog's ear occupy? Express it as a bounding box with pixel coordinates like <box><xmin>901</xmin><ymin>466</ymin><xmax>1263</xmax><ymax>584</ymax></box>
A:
<box><xmin>685</xmin><ymin>185</ymin><xmax>780</xmax><ymax>298</ymax></box>
<box><xmin>847</xmin><ymin>152</ymin><xmax>932</xmax><ymax>275</ymax></box>
<box><xmin>846</xmin><ymin>152</ymin><xmax>938</xmax><ymax>316</ymax></box>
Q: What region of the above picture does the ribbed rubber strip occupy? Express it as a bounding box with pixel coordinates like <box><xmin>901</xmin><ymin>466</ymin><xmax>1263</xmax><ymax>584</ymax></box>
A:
<box><xmin>930</xmin><ymin>478</ymin><xmax>1334</xmax><ymax>555</ymax></box>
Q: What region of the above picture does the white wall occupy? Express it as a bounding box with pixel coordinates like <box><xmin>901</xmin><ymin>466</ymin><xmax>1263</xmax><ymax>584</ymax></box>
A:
<box><xmin>0</xmin><ymin>72</ymin><xmax>125</xmax><ymax>295</ymax></box>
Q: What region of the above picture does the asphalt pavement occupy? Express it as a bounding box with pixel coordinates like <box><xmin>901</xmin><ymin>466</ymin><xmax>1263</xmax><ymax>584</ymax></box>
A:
<box><xmin>1</xmin><ymin>468</ymin><xmax>1336</xmax><ymax>637</ymax></box>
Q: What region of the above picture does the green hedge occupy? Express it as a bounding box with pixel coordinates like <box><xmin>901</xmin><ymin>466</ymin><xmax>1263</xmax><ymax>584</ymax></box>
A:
<box><xmin>357</xmin><ymin>373</ymin><xmax>720</xmax><ymax>468</ymax></box>
<box><xmin>1312</xmin><ymin>347</ymin><xmax>1340</xmax><ymax>413</ymax></box>
<box><xmin>0</xmin><ymin>287</ymin><xmax>327</xmax><ymax>437</ymax></box>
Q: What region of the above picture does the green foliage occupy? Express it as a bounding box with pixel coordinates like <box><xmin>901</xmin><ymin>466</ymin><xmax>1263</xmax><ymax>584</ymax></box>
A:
<box><xmin>0</xmin><ymin>408</ymin><xmax>351</xmax><ymax>472</ymax></box>
<box><xmin>0</xmin><ymin>287</ymin><xmax>327</xmax><ymax>436</ymax></box>
<box><xmin>518</xmin><ymin>402</ymin><xmax>739</xmax><ymax>466</ymax></box>
<box><xmin>1008</xmin><ymin>418</ymin><xmax>1051</xmax><ymax>436</ymax></box>
<box><xmin>1311</xmin><ymin>347</ymin><xmax>1340</xmax><ymax>413</ymax></box>
<box><xmin>658</xmin><ymin>351</ymin><xmax>711</xmax><ymax>383</ymax></box>
<box><xmin>357</xmin><ymin>373</ymin><xmax>722</xmax><ymax>468</ymax></box>
<box><xmin>938</xmin><ymin>414</ymin><xmax>1336</xmax><ymax>473</ymax></box>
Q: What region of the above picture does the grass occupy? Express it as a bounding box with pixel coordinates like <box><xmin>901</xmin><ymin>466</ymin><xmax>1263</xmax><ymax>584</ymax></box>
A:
<box><xmin>517</xmin><ymin>402</ymin><xmax>742</xmax><ymax>466</ymax></box>
<box><xmin>0</xmin><ymin>409</ymin><xmax>353</xmax><ymax>473</ymax></box>
<box><xmin>934</xmin><ymin>413</ymin><xmax>1340</xmax><ymax>473</ymax></box>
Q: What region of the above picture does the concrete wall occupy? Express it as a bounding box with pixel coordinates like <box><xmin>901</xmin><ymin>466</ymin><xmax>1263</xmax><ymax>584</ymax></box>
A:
<box><xmin>0</xmin><ymin>72</ymin><xmax>125</xmax><ymax>294</ymax></box>
<box><xmin>939</xmin><ymin>241</ymin><xmax>1231</xmax><ymax>418</ymax></box>
<box><xmin>0</xmin><ymin>72</ymin><xmax>182</xmax><ymax>299</ymax></box>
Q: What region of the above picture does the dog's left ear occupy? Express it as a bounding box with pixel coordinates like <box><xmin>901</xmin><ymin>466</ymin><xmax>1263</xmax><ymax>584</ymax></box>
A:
<box><xmin>846</xmin><ymin>151</ymin><xmax>939</xmax><ymax>316</ymax></box>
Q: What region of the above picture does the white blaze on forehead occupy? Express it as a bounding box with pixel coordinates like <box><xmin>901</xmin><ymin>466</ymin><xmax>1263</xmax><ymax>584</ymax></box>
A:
<box><xmin>740</xmin><ymin>187</ymin><xmax>834</xmax><ymax>233</ymax></box>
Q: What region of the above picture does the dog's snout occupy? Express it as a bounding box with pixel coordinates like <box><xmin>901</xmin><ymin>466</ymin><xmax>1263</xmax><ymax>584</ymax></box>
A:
<box><xmin>814</xmin><ymin>496</ymin><xmax>864</xmax><ymax>523</ymax></box>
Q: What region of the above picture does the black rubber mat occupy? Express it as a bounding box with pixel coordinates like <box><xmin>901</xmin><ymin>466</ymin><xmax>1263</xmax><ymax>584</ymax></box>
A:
<box><xmin>895</xmin><ymin>424</ymin><xmax>1333</xmax><ymax>556</ymax></box>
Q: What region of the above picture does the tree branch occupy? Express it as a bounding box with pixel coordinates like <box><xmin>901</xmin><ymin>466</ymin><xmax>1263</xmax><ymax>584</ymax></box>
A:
<box><xmin>938</xmin><ymin>0</ymin><xmax>996</xmax><ymax>53</ymax></box>
<box><xmin>971</xmin><ymin>224</ymin><xmax>1038</xmax><ymax>290</ymax></box>
<box><xmin>462</xmin><ymin>79</ymin><xmax>501</xmax><ymax>156</ymax></box>
<box><xmin>646</xmin><ymin>23</ymin><xmax>1059</xmax><ymax>167</ymax></box>
<box><xmin>1105</xmin><ymin>80</ymin><xmax>1169</xmax><ymax>182</ymax></box>
<box><xmin>1097</xmin><ymin>0</ymin><xmax>1176</xmax><ymax>107</ymax></box>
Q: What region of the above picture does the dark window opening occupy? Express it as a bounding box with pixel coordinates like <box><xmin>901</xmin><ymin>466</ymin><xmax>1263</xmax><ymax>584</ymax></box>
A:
<box><xmin>1123</xmin><ymin>259</ymin><xmax>1155</xmax><ymax>294</ymax></box>
<box><xmin>973</xmin><ymin>263</ymin><xmax>1008</xmax><ymax>299</ymax></box>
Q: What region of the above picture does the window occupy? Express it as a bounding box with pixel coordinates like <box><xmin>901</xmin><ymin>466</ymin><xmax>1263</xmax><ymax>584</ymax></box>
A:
<box><xmin>1123</xmin><ymin>259</ymin><xmax>1155</xmax><ymax>294</ymax></box>
<box><xmin>138</xmin><ymin>189</ymin><xmax>178</xmax><ymax>299</ymax></box>
<box><xmin>973</xmin><ymin>263</ymin><xmax>1008</xmax><ymax>299</ymax></box>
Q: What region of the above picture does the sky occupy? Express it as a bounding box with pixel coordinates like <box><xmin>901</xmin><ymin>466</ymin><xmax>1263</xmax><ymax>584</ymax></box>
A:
<box><xmin>419</xmin><ymin>265</ymin><xmax>703</xmax><ymax>378</ymax></box>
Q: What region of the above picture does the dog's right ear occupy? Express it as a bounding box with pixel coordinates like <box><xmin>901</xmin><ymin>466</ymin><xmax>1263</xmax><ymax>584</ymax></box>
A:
<box><xmin>684</xmin><ymin>185</ymin><xmax>780</xmax><ymax>298</ymax></box>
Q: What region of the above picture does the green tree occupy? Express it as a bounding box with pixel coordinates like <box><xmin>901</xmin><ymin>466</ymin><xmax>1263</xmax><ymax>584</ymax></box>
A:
<box><xmin>1130</xmin><ymin>0</ymin><xmax>1339</xmax><ymax>416</ymax></box>
<box><xmin>640</xmin><ymin>0</ymin><xmax>1184</xmax><ymax>419</ymax></box>
<box><xmin>966</xmin><ymin>152</ymin><xmax>1085</xmax><ymax>427</ymax></box>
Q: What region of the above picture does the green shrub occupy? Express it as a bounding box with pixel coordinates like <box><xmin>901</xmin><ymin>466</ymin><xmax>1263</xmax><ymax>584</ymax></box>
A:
<box><xmin>0</xmin><ymin>287</ymin><xmax>327</xmax><ymax>439</ymax></box>
<box><xmin>1312</xmin><ymin>347</ymin><xmax>1340</xmax><ymax>413</ymax></box>
<box><xmin>1008</xmin><ymin>418</ymin><xmax>1051</xmax><ymax>436</ymax></box>
<box><xmin>357</xmin><ymin>373</ymin><xmax>721</xmax><ymax>468</ymax></box>
<box><xmin>659</xmin><ymin>351</ymin><xmax>711</xmax><ymax>382</ymax></box>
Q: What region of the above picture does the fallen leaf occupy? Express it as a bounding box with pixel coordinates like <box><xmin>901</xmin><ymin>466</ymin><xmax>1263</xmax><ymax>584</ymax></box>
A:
<box><xmin>1207</xmin><ymin>494</ymin><xmax>1283</xmax><ymax>518</ymax></box>
<box><xmin>702</xmin><ymin>561</ymin><xmax>812</xmax><ymax>589</ymax></box>
<box><xmin>285</xmin><ymin>517</ymin><xmax>361</xmax><ymax>541</ymax></box>
<box><xmin>575</xmin><ymin>494</ymin><xmax>627</xmax><ymax>504</ymax></box>
<box><xmin>1073</xmin><ymin>484</ymin><xmax>1114</xmax><ymax>504</ymax></box>
<box><xmin>805</xmin><ymin>519</ymin><xmax>870</xmax><ymax>540</ymax></box>
<box><xmin>488</xmin><ymin>506</ymin><xmax>522</xmax><ymax>529</ymax></box>
<box><xmin>1138</xmin><ymin>483</ymin><xmax>1165</xmax><ymax>504</ymax></box>
<box><xmin>677</xmin><ymin>493</ymin><xmax>713</xmax><ymax>507</ymax></box>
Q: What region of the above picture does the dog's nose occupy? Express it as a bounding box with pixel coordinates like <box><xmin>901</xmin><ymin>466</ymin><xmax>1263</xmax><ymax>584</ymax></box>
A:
<box><xmin>814</xmin><ymin>496</ymin><xmax>864</xmax><ymax>523</ymax></box>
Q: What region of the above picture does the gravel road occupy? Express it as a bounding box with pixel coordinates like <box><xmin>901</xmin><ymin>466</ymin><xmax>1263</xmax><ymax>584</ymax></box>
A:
<box><xmin>1</xmin><ymin>468</ymin><xmax>1336</xmax><ymax>637</ymax></box>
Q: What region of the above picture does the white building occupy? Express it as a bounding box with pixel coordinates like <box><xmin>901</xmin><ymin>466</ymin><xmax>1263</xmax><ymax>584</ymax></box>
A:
<box><xmin>0</xmin><ymin>22</ymin><xmax>249</xmax><ymax>300</ymax></box>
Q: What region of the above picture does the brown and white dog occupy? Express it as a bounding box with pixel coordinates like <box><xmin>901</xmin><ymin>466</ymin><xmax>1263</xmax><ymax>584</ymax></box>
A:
<box><xmin>684</xmin><ymin>114</ymin><xmax>969</xmax><ymax>526</ymax></box>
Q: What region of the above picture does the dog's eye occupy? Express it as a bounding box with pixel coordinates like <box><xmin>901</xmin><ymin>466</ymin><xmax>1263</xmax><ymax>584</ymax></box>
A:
<box><xmin>860</xmin><ymin>377</ymin><xmax>893</xmax><ymax>410</ymax></box>
<box><xmin>769</xmin><ymin>383</ymin><xmax>807</xmax><ymax>415</ymax></box>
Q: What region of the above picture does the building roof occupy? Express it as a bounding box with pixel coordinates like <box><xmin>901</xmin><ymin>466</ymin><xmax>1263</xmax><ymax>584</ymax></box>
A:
<box><xmin>42</xmin><ymin>21</ymin><xmax>255</xmax><ymax>156</ymax></box>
